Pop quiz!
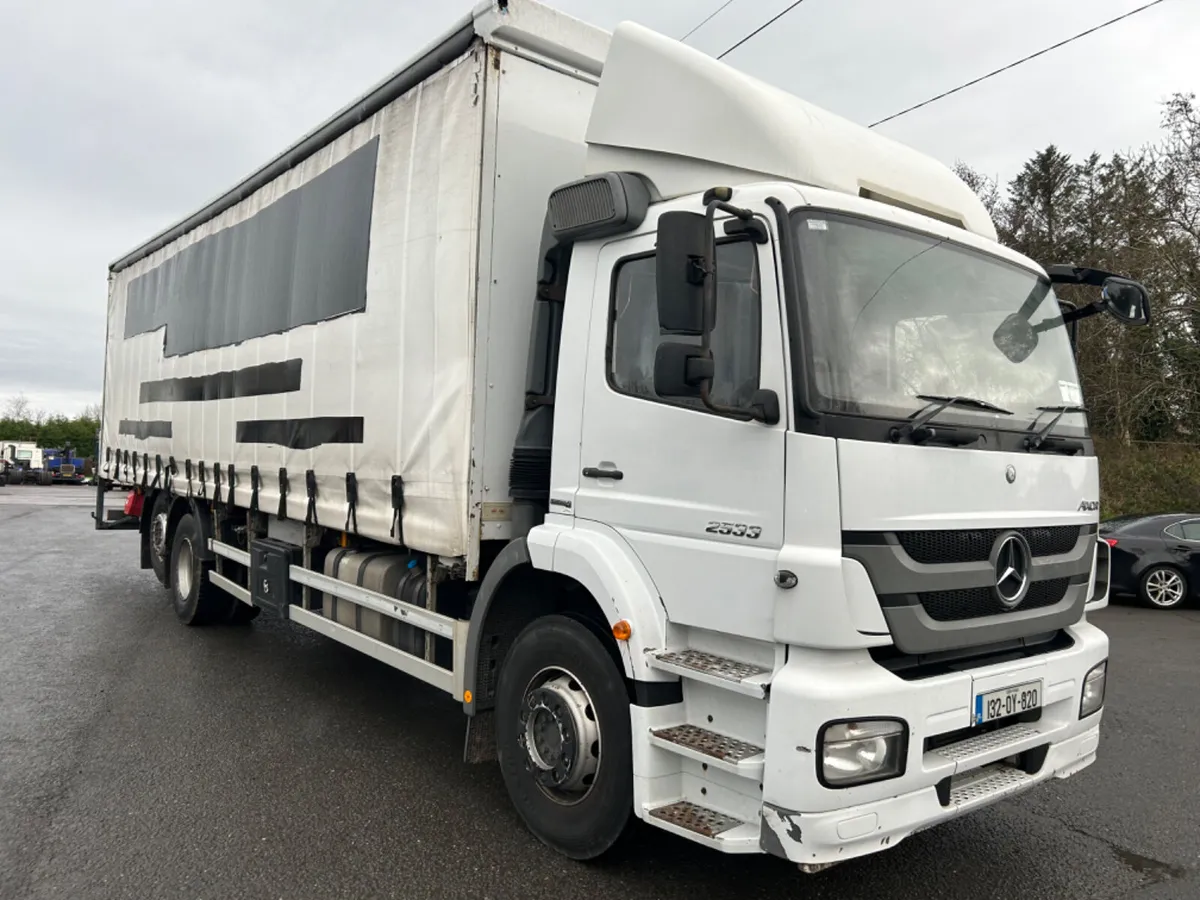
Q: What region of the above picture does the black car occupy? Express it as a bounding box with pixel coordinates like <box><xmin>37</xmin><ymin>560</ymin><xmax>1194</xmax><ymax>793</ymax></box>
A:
<box><xmin>1100</xmin><ymin>514</ymin><xmax>1200</xmax><ymax>609</ymax></box>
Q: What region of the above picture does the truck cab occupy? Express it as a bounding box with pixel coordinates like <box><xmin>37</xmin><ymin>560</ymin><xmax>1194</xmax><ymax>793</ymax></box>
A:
<box><xmin>4</xmin><ymin>443</ymin><xmax>47</xmax><ymax>485</ymax></box>
<box><xmin>43</xmin><ymin>448</ymin><xmax>86</xmax><ymax>484</ymax></box>
<box><xmin>493</xmin><ymin>20</ymin><xmax>1145</xmax><ymax>866</ymax></box>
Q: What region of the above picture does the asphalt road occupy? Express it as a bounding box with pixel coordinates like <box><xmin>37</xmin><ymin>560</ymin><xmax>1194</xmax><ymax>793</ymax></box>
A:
<box><xmin>2</xmin><ymin>485</ymin><xmax>1198</xmax><ymax>900</ymax></box>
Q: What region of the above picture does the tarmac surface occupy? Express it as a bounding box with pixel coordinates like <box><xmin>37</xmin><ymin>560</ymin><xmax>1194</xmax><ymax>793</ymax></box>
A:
<box><xmin>1</xmin><ymin>483</ymin><xmax>1197</xmax><ymax>899</ymax></box>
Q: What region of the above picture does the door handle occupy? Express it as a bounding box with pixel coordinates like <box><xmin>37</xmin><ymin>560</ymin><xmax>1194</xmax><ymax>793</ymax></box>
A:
<box><xmin>582</xmin><ymin>467</ymin><xmax>623</xmax><ymax>480</ymax></box>
<box><xmin>1173</xmin><ymin>545</ymin><xmax>1191</xmax><ymax>553</ymax></box>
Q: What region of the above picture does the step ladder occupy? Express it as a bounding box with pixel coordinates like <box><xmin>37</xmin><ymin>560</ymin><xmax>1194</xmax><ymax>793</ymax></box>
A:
<box><xmin>638</xmin><ymin>645</ymin><xmax>775</xmax><ymax>852</ymax></box>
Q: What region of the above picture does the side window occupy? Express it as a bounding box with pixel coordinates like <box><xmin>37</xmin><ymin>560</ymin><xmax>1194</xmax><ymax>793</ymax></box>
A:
<box><xmin>1164</xmin><ymin>524</ymin><xmax>1184</xmax><ymax>540</ymax></box>
<box><xmin>1179</xmin><ymin>521</ymin><xmax>1200</xmax><ymax>541</ymax></box>
<box><xmin>609</xmin><ymin>240</ymin><xmax>761</xmax><ymax>412</ymax></box>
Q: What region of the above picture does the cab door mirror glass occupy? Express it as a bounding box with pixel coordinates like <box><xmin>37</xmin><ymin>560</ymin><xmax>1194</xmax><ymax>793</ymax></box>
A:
<box><xmin>655</xmin><ymin>211</ymin><xmax>711</xmax><ymax>336</ymax></box>
<box><xmin>1100</xmin><ymin>277</ymin><xmax>1150</xmax><ymax>325</ymax></box>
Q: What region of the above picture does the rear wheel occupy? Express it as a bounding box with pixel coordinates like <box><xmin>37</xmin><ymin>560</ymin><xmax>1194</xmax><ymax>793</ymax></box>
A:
<box><xmin>170</xmin><ymin>514</ymin><xmax>225</xmax><ymax>626</ymax></box>
<box><xmin>149</xmin><ymin>493</ymin><xmax>171</xmax><ymax>588</ymax></box>
<box><xmin>38</xmin><ymin>471</ymin><xmax>52</xmax><ymax>486</ymax></box>
<box><xmin>1140</xmin><ymin>566</ymin><xmax>1188</xmax><ymax>609</ymax></box>
<box><xmin>495</xmin><ymin>615</ymin><xmax>633</xmax><ymax>860</ymax></box>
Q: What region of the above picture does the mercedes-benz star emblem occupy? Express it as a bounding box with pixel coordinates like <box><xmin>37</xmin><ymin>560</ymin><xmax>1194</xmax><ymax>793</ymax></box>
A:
<box><xmin>992</xmin><ymin>533</ymin><xmax>1030</xmax><ymax>609</ymax></box>
<box><xmin>1005</xmin><ymin>465</ymin><xmax>1017</xmax><ymax>484</ymax></box>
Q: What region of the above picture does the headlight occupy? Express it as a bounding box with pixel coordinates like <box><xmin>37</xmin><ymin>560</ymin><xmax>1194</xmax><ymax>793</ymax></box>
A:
<box><xmin>1080</xmin><ymin>660</ymin><xmax>1107</xmax><ymax>718</ymax></box>
<box><xmin>819</xmin><ymin>719</ymin><xmax>907</xmax><ymax>788</ymax></box>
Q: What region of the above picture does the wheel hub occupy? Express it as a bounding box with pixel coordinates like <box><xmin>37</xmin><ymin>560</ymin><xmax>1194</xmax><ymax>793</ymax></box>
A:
<box><xmin>517</xmin><ymin>671</ymin><xmax>600</xmax><ymax>801</ymax></box>
<box><xmin>1147</xmin><ymin>569</ymin><xmax>1184</xmax><ymax>606</ymax></box>
<box><xmin>151</xmin><ymin>512</ymin><xmax>169</xmax><ymax>560</ymax></box>
<box><xmin>176</xmin><ymin>537</ymin><xmax>194</xmax><ymax>599</ymax></box>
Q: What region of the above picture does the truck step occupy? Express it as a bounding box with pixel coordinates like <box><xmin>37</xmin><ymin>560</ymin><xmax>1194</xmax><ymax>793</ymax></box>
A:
<box><xmin>948</xmin><ymin>762</ymin><xmax>1038</xmax><ymax>810</ymax></box>
<box><xmin>649</xmin><ymin>650</ymin><xmax>770</xmax><ymax>698</ymax></box>
<box><xmin>928</xmin><ymin>722</ymin><xmax>1045</xmax><ymax>771</ymax></box>
<box><xmin>649</xmin><ymin>724</ymin><xmax>764</xmax><ymax>778</ymax></box>
<box><xmin>646</xmin><ymin>801</ymin><xmax>759</xmax><ymax>851</ymax></box>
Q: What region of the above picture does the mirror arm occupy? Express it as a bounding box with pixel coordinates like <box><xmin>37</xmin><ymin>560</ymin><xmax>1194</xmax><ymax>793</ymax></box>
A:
<box><xmin>707</xmin><ymin>199</ymin><xmax>755</xmax><ymax>222</ymax></box>
<box><xmin>1060</xmin><ymin>302</ymin><xmax>1105</xmax><ymax>326</ymax></box>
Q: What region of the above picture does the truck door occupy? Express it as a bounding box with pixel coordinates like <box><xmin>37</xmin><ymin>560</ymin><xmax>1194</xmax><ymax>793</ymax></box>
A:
<box><xmin>572</xmin><ymin>213</ymin><xmax>789</xmax><ymax>641</ymax></box>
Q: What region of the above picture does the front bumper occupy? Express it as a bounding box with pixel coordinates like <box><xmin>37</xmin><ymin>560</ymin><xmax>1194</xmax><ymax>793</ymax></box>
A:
<box><xmin>762</xmin><ymin>724</ymin><xmax>1098</xmax><ymax>865</ymax></box>
<box><xmin>760</xmin><ymin>621</ymin><xmax>1108</xmax><ymax>865</ymax></box>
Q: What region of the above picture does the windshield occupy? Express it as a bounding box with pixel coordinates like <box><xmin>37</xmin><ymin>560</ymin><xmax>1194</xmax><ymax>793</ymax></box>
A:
<box><xmin>792</xmin><ymin>211</ymin><xmax>1087</xmax><ymax>434</ymax></box>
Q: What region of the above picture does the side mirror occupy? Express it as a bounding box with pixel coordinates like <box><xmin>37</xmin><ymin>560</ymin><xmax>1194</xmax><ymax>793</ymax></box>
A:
<box><xmin>656</xmin><ymin>211</ymin><xmax>712</xmax><ymax>335</ymax></box>
<box><xmin>654</xmin><ymin>342</ymin><xmax>713</xmax><ymax>397</ymax></box>
<box><xmin>1100</xmin><ymin>277</ymin><xmax>1150</xmax><ymax>325</ymax></box>
<box><xmin>749</xmin><ymin>389</ymin><xmax>780</xmax><ymax>426</ymax></box>
<box><xmin>993</xmin><ymin>312</ymin><xmax>1039</xmax><ymax>363</ymax></box>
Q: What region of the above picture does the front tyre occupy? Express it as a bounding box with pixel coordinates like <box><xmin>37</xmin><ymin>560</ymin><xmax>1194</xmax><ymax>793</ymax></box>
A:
<box><xmin>496</xmin><ymin>615</ymin><xmax>633</xmax><ymax>860</ymax></box>
<box><xmin>170</xmin><ymin>513</ymin><xmax>224</xmax><ymax>626</ymax></box>
<box><xmin>1139</xmin><ymin>565</ymin><xmax>1188</xmax><ymax>609</ymax></box>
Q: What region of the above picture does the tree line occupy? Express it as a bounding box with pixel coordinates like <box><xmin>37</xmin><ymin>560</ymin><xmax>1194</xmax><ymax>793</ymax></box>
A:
<box><xmin>956</xmin><ymin>92</ymin><xmax>1200</xmax><ymax>444</ymax></box>
<box><xmin>0</xmin><ymin>394</ymin><xmax>101</xmax><ymax>455</ymax></box>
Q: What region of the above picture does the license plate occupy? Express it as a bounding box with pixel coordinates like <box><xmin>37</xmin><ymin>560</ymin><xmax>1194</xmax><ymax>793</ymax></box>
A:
<box><xmin>974</xmin><ymin>680</ymin><xmax>1042</xmax><ymax>724</ymax></box>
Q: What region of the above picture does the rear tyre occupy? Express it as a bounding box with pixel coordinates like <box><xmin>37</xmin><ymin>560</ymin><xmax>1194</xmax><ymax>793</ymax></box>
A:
<box><xmin>149</xmin><ymin>493</ymin><xmax>171</xmax><ymax>588</ymax></box>
<box><xmin>169</xmin><ymin>514</ymin><xmax>224</xmax><ymax>626</ymax></box>
<box><xmin>38</xmin><ymin>471</ymin><xmax>52</xmax><ymax>486</ymax></box>
<box><xmin>1139</xmin><ymin>565</ymin><xmax>1188</xmax><ymax>609</ymax></box>
<box><xmin>495</xmin><ymin>615</ymin><xmax>633</xmax><ymax>860</ymax></box>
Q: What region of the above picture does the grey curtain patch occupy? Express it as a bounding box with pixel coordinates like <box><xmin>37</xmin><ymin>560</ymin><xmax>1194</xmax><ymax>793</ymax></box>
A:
<box><xmin>236</xmin><ymin>417</ymin><xmax>364</xmax><ymax>450</ymax></box>
<box><xmin>119</xmin><ymin>420</ymin><xmax>173</xmax><ymax>439</ymax></box>
<box><xmin>139</xmin><ymin>359</ymin><xmax>303</xmax><ymax>403</ymax></box>
<box><xmin>124</xmin><ymin>138</ymin><xmax>379</xmax><ymax>357</ymax></box>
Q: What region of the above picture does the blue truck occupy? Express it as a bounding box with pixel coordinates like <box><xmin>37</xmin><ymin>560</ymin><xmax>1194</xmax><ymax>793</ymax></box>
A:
<box><xmin>43</xmin><ymin>448</ymin><xmax>87</xmax><ymax>485</ymax></box>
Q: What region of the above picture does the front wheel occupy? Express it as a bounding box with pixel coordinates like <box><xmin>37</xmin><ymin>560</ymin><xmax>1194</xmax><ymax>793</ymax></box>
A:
<box><xmin>495</xmin><ymin>615</ymin><xmax>633</xmax><ymax>860</ymax></box>
<box><xmin>1140</xmin><ymin>565</ymin><xmax>1188</xmax><ymax>609</ymax></box>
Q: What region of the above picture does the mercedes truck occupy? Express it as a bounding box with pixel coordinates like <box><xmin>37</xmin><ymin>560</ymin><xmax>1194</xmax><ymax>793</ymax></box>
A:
<box><xmin>94</xmin><ymin>0</ymin><xmax>1148</xmax><ymax>869</ymax></box>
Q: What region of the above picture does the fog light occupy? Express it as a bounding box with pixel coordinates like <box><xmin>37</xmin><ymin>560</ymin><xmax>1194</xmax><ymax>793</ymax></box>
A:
<box><xmin>819</xmin><ymin>720</ymin><xmax>907</xmax><ymax>788</ymax></box>
<box><xmin>1080</xmin><ymin>660</ymin><xmax>1107</xmax><ymax>718</ymax></box>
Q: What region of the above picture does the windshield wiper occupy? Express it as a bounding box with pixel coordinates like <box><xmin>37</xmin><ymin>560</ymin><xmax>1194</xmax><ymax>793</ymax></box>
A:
<box><xmin>891</xmin><ymin>394</ymin><xmax>1013</xmax><ymax>446</ymax></box>
<box><xmin>1025</xmin><ymin>405</ymin><xmax>1086</xmax><ymax>453</ymax></box>
<box><xmin>915</xmin><ymin>394</ymin><xmax>1014</xmax><ymax>416</ymax></box>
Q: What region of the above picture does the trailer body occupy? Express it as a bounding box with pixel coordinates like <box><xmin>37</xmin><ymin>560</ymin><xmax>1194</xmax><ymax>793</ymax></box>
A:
<box><xmin>101</xmin><ymin>7</ymin><xmax>606</xmax><ymax>575</ymax></box>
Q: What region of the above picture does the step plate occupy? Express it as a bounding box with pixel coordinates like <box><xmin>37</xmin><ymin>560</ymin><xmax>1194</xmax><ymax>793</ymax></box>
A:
<box><xmin>649</xmin><ymin>801</ymin><xmax>744</xmax><ymax>838</ymax></box>
<box><xmin>652</xmin><ymin>724</ymin><xmax>763</xmax><ymax>763</ymax></box>
<box><xmin>949</xmin><ymin>763</ymin><xmax>1037</xmax><ymax>807</ymax></box>
<box><xmin>932</xmin><ymin>723</ymin><xmax>1042</xmax><ymax>764</ymax></box>
<box><xmin>654</xmin><ymin>650</ymin><xmax>769</xmax><ymax>683</ymax></box>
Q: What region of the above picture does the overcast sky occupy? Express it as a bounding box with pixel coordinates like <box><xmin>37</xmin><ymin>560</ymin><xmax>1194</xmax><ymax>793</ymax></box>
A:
<box><xmin>2</xmin><ymin>0</ymin><xmax>1197</xmax><ymax>415</ymax></box>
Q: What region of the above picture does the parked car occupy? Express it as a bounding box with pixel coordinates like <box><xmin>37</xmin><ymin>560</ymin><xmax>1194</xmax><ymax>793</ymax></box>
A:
<box><xmin>1100</xmin><ymin>514</ymin><xmax>1200</xmax><ymax>609</ymax></box>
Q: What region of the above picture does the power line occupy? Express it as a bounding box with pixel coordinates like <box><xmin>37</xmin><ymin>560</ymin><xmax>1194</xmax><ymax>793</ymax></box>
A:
<box><xmin>680</xmin><ymin>0</ymin><xmax>739</xmax><ymax>43</ymax></box>
<box><xmin>717</xmin><ymin>0</ymin><xmax>810</xmax><ymax>60</ymax></box>
<box><xmin>869</xmin><ymin>0</ymin><xmax>1171</xmax><ymax>128</ymax></box>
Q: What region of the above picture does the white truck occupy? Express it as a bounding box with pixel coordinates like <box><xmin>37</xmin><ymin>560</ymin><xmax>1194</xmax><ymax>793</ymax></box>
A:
<box><xmin>96</xmin><ymin>0</ymin><xmax>1149</xmax><ymax>869</ymax></box>
<box><xmin>4</xmin><ymin>442</ymin><xmax>50</xmax><ymax>485</ymax></box>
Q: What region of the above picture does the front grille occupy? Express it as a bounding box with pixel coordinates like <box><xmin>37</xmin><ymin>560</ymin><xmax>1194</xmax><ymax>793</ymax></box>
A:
<box><xmin>897</xmin><ymin>526</ymin><xmax>1083</xmax><ymax>564</ymax></box>
<box><xmin>920</xmin><ymin>578</ymin><xmax>1071</xmax><ymax>621</ymax></box>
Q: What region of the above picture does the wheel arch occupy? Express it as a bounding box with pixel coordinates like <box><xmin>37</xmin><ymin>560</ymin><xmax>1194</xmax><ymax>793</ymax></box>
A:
<box><xmin>144</xmin><ymin>492</ymin><xmax>215</xmax><ymax>567</ymax></box>
<box><xmin>462</xmin><ymin>525</ymin><xmax>672</xmax><ymax>716</ymax></box>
